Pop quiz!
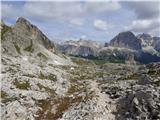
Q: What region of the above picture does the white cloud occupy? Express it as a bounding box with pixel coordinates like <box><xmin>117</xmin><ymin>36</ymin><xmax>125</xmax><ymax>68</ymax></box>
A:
<box><xmin>93</xmin><ymin>19</ymin><xmax>114</xmax><ymax>33</ymax></box>
<box><xmin>80</xmin><ymin>35</ymin><xmax>87</xmax><ymax>39</ymax></box>
<box><xmin>70</xmin><ymin>18</ymin><xmax>84</xmax><ymax>26</ymax></box>
<box><xmin>125</xmin><ymin>19</ymin><xmax>160</xmax><ymax>35</ymax></box>
<box><xmin>85</xmin><ymin>1</ymin><xmax>121</xmax><ymax>12</ymax></box>
<box><xmin>94</xmin><ymin>19</ymin><xmax>108</xmax><ymax>31</ymax></box>
<box><xmin>2</xmin><ymin>1</ymin><xmax>121</xmax><ymax>22</ymax></box>
<box><xmin>123</xmin><ymin>1</ymin><xmax>160</xmax><ymax>19</ymax></box>
<box><xmin>1</xmin><ymin>3</ymin><xmax>21</xmax><ymax>19</ymax></box>
<box><xmin>23</xmin><ymin>2</ymin><xmax>84</xmax><ymax>21</ymax></box>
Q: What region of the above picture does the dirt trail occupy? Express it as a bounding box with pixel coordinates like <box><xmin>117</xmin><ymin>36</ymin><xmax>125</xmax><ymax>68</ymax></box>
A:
<box><xmin>89</xmin><ymin>80</ymin><xmax>116</xmax><ymax>120</ymax></box>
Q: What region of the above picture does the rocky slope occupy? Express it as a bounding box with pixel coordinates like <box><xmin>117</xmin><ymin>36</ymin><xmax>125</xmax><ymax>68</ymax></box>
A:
<box><xmin>1</xmin><ymin>17</ymin><xmax>160</xmax><ymax>120</ymax></box>
<box><xmin>1</xmin><ymin>17</ymin><xmax>74</xmax><ymax>120</ymax></box>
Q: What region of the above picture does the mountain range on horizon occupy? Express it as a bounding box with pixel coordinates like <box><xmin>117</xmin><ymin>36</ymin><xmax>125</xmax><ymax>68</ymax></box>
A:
<box><xmin>2</xmin><ymin>17</ymin><xmax>160</xmax><ymax>64</ymax></box>
<box><xmin>58</xmin><ymin>28</ymin><xmax>160</xmax><ymax>64</ymax></box>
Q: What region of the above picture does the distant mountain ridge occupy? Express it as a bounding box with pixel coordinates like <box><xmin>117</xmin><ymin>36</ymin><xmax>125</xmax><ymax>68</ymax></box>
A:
<box><xmin>2</xmin><ymin>17</ymin><xmax>159</xmax><ymax>64</ymax></box>
<box><xmin>59</xmin><ymin>31</ymin><xmax>160</xmax><ymax>64</ymax></box>
<box><xmin>58</xmin><ymin>39</ymin><xmax>102</xmax><ymax>57</ymax></box>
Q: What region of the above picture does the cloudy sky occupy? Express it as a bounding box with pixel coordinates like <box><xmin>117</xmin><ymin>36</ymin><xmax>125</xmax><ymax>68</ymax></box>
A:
<box><xmin>1</xmin><ymin>1</ymin><xmax>160</xmax><ymax>43</ymax></box>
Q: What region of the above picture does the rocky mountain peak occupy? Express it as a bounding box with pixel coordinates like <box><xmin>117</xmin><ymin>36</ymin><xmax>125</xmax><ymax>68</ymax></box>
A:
<box><xmin>137</xmin><ymin>33</ymin><xmax>154</xmax><ymax>47</ymax></box>
<box><xmin>137</xmin><ymin>33</ymin><xmax>153</xmax><ymax>42</ymax></box>
<box><xmin>2</xmin><ymin>17</ymin><xmax>55</xmax><ymax>56</ymax></box>
<box><xmin>16</xmin><ymin>17</ymin><xmax>31</xmax><ymax>25</ymax></box>
<box><xmin>138</xmin><ymin>33</ymin><xmax>152</xmax><ymax>38</ymax></box>
<box><xmin>109</xmin><ymin>31</ymin><xmax>142</xmax><ymax>50</ymax></box>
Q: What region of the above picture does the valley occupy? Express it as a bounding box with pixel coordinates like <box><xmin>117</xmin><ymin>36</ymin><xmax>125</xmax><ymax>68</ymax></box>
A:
<box><xmin>1</xmin><ymin>17</ymin><xmax>160</xmax><ymax>120</ymax></box>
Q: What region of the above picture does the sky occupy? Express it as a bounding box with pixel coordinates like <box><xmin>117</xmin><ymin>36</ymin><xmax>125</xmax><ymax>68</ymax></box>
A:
<box><xmin>1</xmin><ymin>0</ymin><xmax>160</xmax><ymax>43</ymax></box>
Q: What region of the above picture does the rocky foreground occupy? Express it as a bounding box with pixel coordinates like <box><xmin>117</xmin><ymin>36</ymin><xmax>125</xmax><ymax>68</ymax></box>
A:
<box><xmin>1</xmin><ymin>17</ymin><xmax>160</xmax><ymax>120</ymax></box>
<box><xmin>1</xmin><ymin>55</ymin><xmax>160</xmax><ymax>120</ymax></box>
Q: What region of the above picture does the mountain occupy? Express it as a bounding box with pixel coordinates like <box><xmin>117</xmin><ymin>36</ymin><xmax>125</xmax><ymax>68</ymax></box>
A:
<box><xmin>152</xmin><ymin>37</ymin><xmax>160</xmax><ymax>52</ymax></box>
<box><xmin>1</xmin><ymin>17</ymin><xmax>75</xmax><ymax>120</ymax></box>
<box><xmin>1</xmin><ymin>17</ymin><xmax>72</xmax><ymax>65</ymax></box>
<box><xmin>58</xmin><ymin>31</ymin><xmax>160</xmax><ymax>64</ymax></box>
<box><xmin>109</xmin><ymin>31</ymin><xmax>142</xmax><ymax>50</ymax></box>
<box><xmin>101</xmin><ymin>32</ymin><xmax>160</xmax><ymax>64</ymax></box>
<box><xmin>59</xmin><ymin>39</ymin><xmax>102</xmax><ymax>57</ymax></box>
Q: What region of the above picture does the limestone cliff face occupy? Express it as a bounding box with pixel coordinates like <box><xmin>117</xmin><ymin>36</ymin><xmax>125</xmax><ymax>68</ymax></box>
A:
<box><xmin>137</xmin><ymin>33</ymin><xmax>153</xmax><ymax>47</ymax></box>
<box><xmin>59</xmin><ymin>39</ymin><xmax>102</xmax><ymax>57</ymax></box>
<box><xmin>1</xmin><ymin>17</ymin><xmax>55</xmax><ymax>56</ymax></box>
<box><xmin>109</xmin><ymin>31</ymin><xmax>142</xmax><ymax>50</ymax></box>
<box><xmin>152</xmin><ymin>37</ymin><xmax>160</xmax><ymax>52</ymax></box>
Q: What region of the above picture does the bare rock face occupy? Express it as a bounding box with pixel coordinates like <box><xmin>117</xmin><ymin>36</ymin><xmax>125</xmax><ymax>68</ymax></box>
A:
<box><xmin>109</xmin><ymin>31</ymin><xmax>142</xmax><ymax>50</ymax></box>
<box><xmin>1</xmin><ymin>17</ymin><xmax>55</xmax><ymax>56</ymax></box>
<box><xmin>137</xmin><ymin>34</ymin><xmax>160</xmax><ymax>53</ymax></box>
<box><xmin>153</xmin><ymin>37</ymin><xmax>160</xmax><ymax>52</ymax></box>
<box><xmin>59</xmin><ymin>39</ymin><xmax>102</xmax><ymax>57</ymax></box>
<box><xmin>137</xmin><ymin>33</ymin><xmax>153</xmax><ymax>47</ymax></box>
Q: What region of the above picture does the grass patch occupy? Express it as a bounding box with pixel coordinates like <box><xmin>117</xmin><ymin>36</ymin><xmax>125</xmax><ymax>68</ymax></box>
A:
<box><xmin>1</xmin><ymin>91</ymin><xmax>8</xmax><ymax>99</ymax></box>
<box><xmin>39</xmin><ymin>71</ymin><xmax>57</xmax><ymax>81</ymax></box>
<box><xmin>13</xmin><ymin>80</ymin><xmax>31</xmax><ymax>90</ymax></box>
<box><xmin>37</xmin><ymin>52</ymin><xmax>48</xmax><ymax>61</ymax></box>
<box><xmin>128</xmin><ymin>74</ymin><xmax>140</xmax><ymax>80</ymax></box>
<box><xmin>92</xmin><ymin>59</ymin><xmax>107</xmax><ymax>65</ymax></box>
<box><xmin>36</xmin><ymin>96</ymin><xmax>83</xmax><ymax>120</ymax></box>
<box><xmin>67</xmin><ymin>84</ymin><xmax>84</xmax><ymax>95</ymax></box>
<box><xmin>13</xmin><ymin>42</ymin><xmax>21</xmax><ymax>54</ymax></box>
<box><xmin>24</xmin><ymin>40</ymin><xmax>34</xmax><ymax>52</ymax></box>
<box><xmin>1</xmin><ymin>25</ymin><xmax>11</xmax><ymax>40</ymax></box>
<box><xmin>121</xmin><ymin>73</ymin><xmax>140</xmax><ymax>80</ymax></box>
<box><xmin>37</xmin><ymin>83</ymin><xmax>56</xmax><ymax>96</ymax></box>
<box><xmin>94</xmin><ymin>71</ymin><xmax>104</xmax><ymax>78</ymax></box>
<box><xmin>71</xmin><ymin>57</ymin><xmax>93</xmax><ymax>66</ymax></box>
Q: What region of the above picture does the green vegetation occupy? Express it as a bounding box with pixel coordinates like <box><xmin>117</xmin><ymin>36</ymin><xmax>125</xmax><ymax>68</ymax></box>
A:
<box><xmin>71</xmin><ymin>57</ymin><xmax>94</xmax><ymax>66</ymax></box>
<box><xmin>39</xmin><ymin>71</ymin><xmax>57</xmax><ymax>81</ymax></box>
<box><xmin>121</xmin><ymin>73</ymin><xmax>140</xmax><ymax>80</ymax></box>
<box><xmin>37</xmin><ymin>52</ymin><xmax>48</xmax><ymax>60</ymax></box>
<box><xmin>92</xmin><ymin>59</ymin><xmax>107</xmax><ymax>65</ymax></box>
<box><xmin>109</xmin><ymin>59</ymin><xmax>125</xmax><ymax>64</ymax></box>
<box><xmin>67</xmin><ymin>84</ymin><xmax>85</xmax><ymax>95</ymax></box>
<box><xmin>36</xmin><ymin>96</ymin><xmax>84</xmax><ymax>120</ymax></box>
<box><xmin>94</xmin><ymin>71</ymin><xmax>104</xmax><ymax>78</ymax></box>
<box><xmin>37</xmin><ymin>83</ymin><xmax>56</xmax><ymax>96</ymax></box>
<box><xmin>1</xmin><ymin>25</ymin><xmax>11</xmax><ymax>40</ymax></box>
<box><xmin>24</xmin><ymin>40</ymin><xmax>34</xmax><ymax>52</ymax></box>
<box><xmin>1</xmin><ymin>91</ymin><xmax>8</xmax><ymax>99</ymax></box>
<box><xmin>13</xmin><ymin>42</ymin><xmax>21</xmax><ymax>54</ymax></box>
<box><xmin>13</xmin><ymin>80</ymin><xmax>31</xmax><ymax>90</ymax></box>
<box><xmin>128</xmin><ymin>73</ymin><xmax>140</xmax><ymax>80</ymax></box>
